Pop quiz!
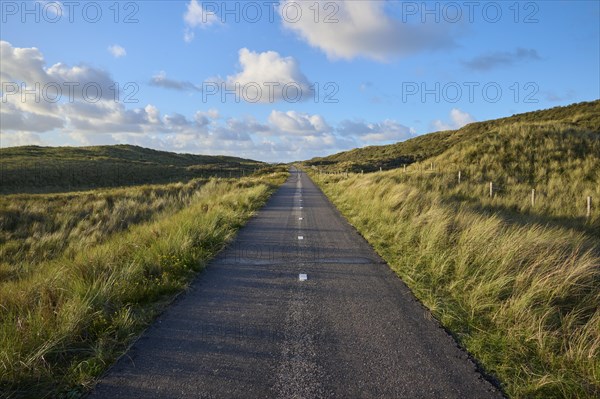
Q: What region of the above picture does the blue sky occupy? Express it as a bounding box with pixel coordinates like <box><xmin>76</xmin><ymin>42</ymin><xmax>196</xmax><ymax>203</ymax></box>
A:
<box><xmin>1</xmin><ymin>0</ymin><xmax>599</xmax><ymax>161</ymax></box>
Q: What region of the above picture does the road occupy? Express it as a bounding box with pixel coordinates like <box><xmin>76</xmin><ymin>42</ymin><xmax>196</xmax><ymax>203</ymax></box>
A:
<box><xmin>89</xmin><ymin>169</ymin><xmax>503</xmax><ymax>399</ymax></box>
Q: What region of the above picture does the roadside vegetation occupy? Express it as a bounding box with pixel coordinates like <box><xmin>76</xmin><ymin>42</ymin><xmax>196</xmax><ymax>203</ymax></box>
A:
<box><xmin>307</xmin><ymin>101</ymin><xmax>600</xmax><ymax>398</ymax></box>
<box><xmin>0</xmin><ymin>168</ymin><xmax>288</xmax><ymax>398</ymax></box>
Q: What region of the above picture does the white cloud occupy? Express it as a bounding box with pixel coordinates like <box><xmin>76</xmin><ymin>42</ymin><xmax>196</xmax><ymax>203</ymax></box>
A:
<box><xmin>145</xmin><ymin>105</ymin><xmax>161</xmax><ymax>124</ymax></box>
<box><xmin>183</xmin><ymin>0</ymin><xmax>220</xmax><ymax>42</ymax></box>
<box><xmin>218</xmin><ymin>48</ymin><xmax>313</xmax><ymax>103</ymax></box>
<box><xmin>431</xmin><ymin>108</ymin><xmax>475</xmax><ymax>131</ymax></box>
<box><xmin>1</xmin><ymin>41</ymin><xmax>49</xmax><ymax>85</ymax></box>
<box><xmin>0</xmin><ymin>41</ymin><xmax>423</xmax><ymax>162</ymax></box>
<box><xmin>107</xmin><ymin>44</ymin><xmax>126</xmax><ymax>58</ymax></box>
<box><xmin>268</xmin><ymin>111</ymin><xmax>331</xmax><ymax>136</ymax></box>
<box><xmin>0</xmin><ymin>101</ymin><xmax>65</xmax><ymax>132</ymax></box>
<box><xmin>0</xmin><ymin>131</ymin><xmax>44</xmax><ymax>147</ymax></box>
<box><xmin>337</xmin><ymin>119</ymin><xmax>415</xmax><ymax>142</ymax></box>
<box><xmin>279</xmin><ymin>0</ymin><xmax>457</xmax><ymax>61</ymax></box>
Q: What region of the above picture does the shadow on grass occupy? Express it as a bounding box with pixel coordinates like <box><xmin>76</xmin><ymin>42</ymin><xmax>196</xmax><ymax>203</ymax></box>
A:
<box><xmin>445</xmin><ymin>192</ymin><xmax>600</xmax><ymax>241</ymax></box>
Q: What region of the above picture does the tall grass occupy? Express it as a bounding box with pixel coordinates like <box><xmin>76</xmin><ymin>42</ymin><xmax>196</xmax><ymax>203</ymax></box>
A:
<box><xmin>310</xmin><ymin>169</ymin><xmax>599</xmax><ymax>398</ymax></box>
<box><xmin>0</xmin><ymin>180</ymin><xmax>209</xmax><ymax>272</ymax></box>
<box><xmin>0</xmin><ymin>171</ymin><xmax>287</xmax><ymax>398</ymax></box>
<box><xmin>306</xmin><ymin>100</ymin><xmax>599</xmax><ymax>178</ymax></box>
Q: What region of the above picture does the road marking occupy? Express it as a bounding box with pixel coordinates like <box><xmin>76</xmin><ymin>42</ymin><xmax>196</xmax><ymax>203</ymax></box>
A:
<box><xmin>298</xmin><ymin>236</ymin><xmax>304</xmax><ymax>240</ymax></box>
<box><xmin>299</xmin><ymin>274</ymin><xmax>308</xmax><ymax>281</ymax></box>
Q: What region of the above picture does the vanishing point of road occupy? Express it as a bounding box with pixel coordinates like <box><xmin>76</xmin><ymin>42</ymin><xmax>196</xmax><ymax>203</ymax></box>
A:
<box><xmin>89</xmin><ymin>169</ymin><xmax>503</xmax><ymax>399</ymax></box>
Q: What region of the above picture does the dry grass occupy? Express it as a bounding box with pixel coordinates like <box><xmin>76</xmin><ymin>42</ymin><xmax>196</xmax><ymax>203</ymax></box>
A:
<box><xmin>310</xmin><ymin>162</ymin><xmax>599</xmax><ymax>398</ymax></box>
<box><xmin>0</xmin><ymin>171</ymin><xmax>287</xmax><ymax>398</ymax></box>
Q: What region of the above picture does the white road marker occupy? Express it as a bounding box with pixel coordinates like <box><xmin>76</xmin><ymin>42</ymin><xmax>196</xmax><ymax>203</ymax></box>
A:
<box><xmin>298</xmin><ymin>236</ymin><xmax>304</xmax><ymax>240</ymax></box>
<box><xmin>299</xmin><ymin>273</ymin><xmax>308</xmax><ymax>281</ymax></box>
<box><xmin>299</xmin><ymin>217</ymin><xmax>303</xmax><ymax>220</ymax></box>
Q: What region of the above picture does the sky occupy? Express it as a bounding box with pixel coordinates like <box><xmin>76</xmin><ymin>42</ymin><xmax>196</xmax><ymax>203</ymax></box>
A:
<box><xmin>1</xmin><ymin>0</ymin><xmax>599</xmax><ymax>162</ymax></box>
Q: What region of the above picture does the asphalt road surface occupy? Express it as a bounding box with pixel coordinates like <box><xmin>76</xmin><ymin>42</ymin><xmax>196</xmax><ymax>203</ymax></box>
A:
<box><xmin>89</xmin><ymin>169</ymin><xmax>503</xmax><ymax>399</ymax></box>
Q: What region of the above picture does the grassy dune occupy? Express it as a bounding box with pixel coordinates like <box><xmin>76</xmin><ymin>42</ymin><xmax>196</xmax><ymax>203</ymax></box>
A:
<box><xmin>306</xmin><ymin>100</ymin><xmax>600</xmax><ymax>175</ymax></box>
<box><xmin>312</xmin><ymin>171</ymin><xmax>599</xmax><ymax>397</ymax></box>
<box><xmin>306</xmin><ymin>102</ymin><xmax>600</xmax><ymax>398</ymax></box>
<box><xmin>0</xmin><ymin>170</ymin><xmax>287</xmax><ymax>398</ymax></box>
<box><xmin>0</xmin><ymin>144</ymin><xmax>265</xmax><ymax>194</ymax></box>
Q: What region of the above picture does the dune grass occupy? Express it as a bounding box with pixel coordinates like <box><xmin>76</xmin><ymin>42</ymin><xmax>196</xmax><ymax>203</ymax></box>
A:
<box><xmin>309</xmin><ymin>165</ymin><xmax>599</xmax><ymax>398</ymax></box>
<box><xmin>0</xmin><ymin>170</ymin><xmax>287</xmax><ymax>398</ymax></box>
<box><xmin>0</xmin><ymin>144</ymin><xmax>265</xmax><ymax>194</ymax></box>
<box><xmin>305</xmin><ymin>100</ymin><xmax>599</xmax><ymax>175</ymax></box>
<box><xmin>0</xmin><ymin>179</ymin><xmax>211</xmax><ymax>271</ymax></box>
<box><xmin>305</xmin><ymin>103</ymin><xmax>600</xmax><ymax>397</ymax></box>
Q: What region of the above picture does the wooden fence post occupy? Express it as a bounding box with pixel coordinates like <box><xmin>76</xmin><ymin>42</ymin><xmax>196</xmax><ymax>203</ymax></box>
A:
<box><xmin>458</xmin><ymin>171</ymin><xmax>461</xmax><ymax>184</ymax></box>
<box><xmin>489</xmin><ymin>182</ymin><xmax>493</xmax><ymax>197</ymax></box>
<box><xmin>531</xmin><ymin>189</ymin><xmax>536</xmax><ymax>207</ymax></box>
<box><xmin>587</xmin><ymin>196</ymin><xmax>592</xmax><ymax>218</ymax></box>
<box><xmin>403</xmin><ymin>164</ymin><xmax>406</xmax><ymax>173</ymax></box>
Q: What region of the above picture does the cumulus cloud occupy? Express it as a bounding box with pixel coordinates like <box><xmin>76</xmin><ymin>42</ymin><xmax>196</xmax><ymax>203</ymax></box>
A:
<box><xmin>1</xmin><ymin>40</ymin><xmax>116</xmax><ymax>110</ymax></box>
<box><xmin>337</xmin><ymin>119</ymin><xmax>415</xmax><ymax>142</ymax></box>
<box><xmin>0</xmin><ymin>101</ymin><xmax>64</xmax><ymax>132</ymax></box>
<box><xmin>1</xmin><ymin>41</ymin><xmax>50</xmax><ymax>84</ymax></box>
<box><xmin>0</xmin><ymin>131</ymin><xmax>44</xmax><ymax>147</ymax></box>
<box><xmin>431</xmin><ymin>108</ymin><xmax>475</xmax><ymax>131</ymax></box>
<box><xmin>462</xmin><ymin>48</ymin><xmax>541</xmax><ymax>71</ymax></box>
<box><xmin>215</xmin><ymin>48</ymin><xmax>313</xmax><ymax>103</ymax></box>
<box><xmin>1</xmin><ymin>40</ymin><xmax>116</xmax><ymax>134</ymax></box>
<box><xmin>268</xmin><ymin>111</ymin><xmax>331</xmax><ymax>136</ymax></box>
<box><xmin>0</xmin><ymin>42</ymin><xmax>422</xmax><ymax>161</ymax></box>
<box><xmin>279</xmin><ymin>0</ymin><xmax>457</xmax><ymax>61</ymax></box>
<box><xmin>150</xmin><ymin>71</ymin><xmax>201</xmax><ymax>91</ymax></box>
<box><xmin>61</xmin><ymin>101</ymin><xmax>165</xmax><ymax>134</ymax></box>
<box><xmin>183</xmin><ymin>0</ymin><xmax>220</xmax><ymax>42</ymax></box>
<box><xmin>107</xmin><ymin>44</ymin><xmax>126</xmax><ymax>58</ymax></box>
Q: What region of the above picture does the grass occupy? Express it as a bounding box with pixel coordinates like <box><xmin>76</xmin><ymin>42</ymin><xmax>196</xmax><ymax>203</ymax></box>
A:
<box><xmin>305</xmin><ymin>100</ymin><xmax>600</xmax><ymax>174</ymax></box>
<box><xmin>305</xmin><ymin>100</ymin><xmax>600</xmax><ymax>398</ymax></box>
<box><xmin>0</xmin><ymin>180</ymin><xmax>210</xmax><ymax>270</ymax></box>
<box><xmin>310</xmin><ymin>171</ymin><xmax>599</xmax><ymax>398</ymax></box>
<box><xmin>0</xmin><ymin>168</ymin><xmax>288</xmax><ymax>398</ymax></box>
<box><xmin>0</xmin><ymin>144</ymin><xmax>266</xmax><ymax>194</ymax></box>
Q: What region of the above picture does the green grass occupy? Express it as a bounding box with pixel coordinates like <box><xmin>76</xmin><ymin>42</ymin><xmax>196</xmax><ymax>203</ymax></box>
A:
<box><xmin>311</xmin><ymin>171</ymin><xmax>599</xmax><ymax>398</ymax></box>
<box><xmin>0</xmin><ymin>169</ymin><xmax>288</xmax><ymax>398</ymax></box>
<box><xmin>305</xmin><ymin>100</ymin><xmax>600</xmax><ymax>398</ymax></box>
<box><xmin>0</xmin><ymin>144</ymin><xmax>267</xmax><ymax>194</ymax></box>
<box><xmin>0</xmin><ymin>180</ymin><xmax>210</xmax><ymax>270</ymax></box>
<box><xmin>305</xmin><ymin>100</ymin><xmax>600</xmax><ymax>174</ymax></box>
